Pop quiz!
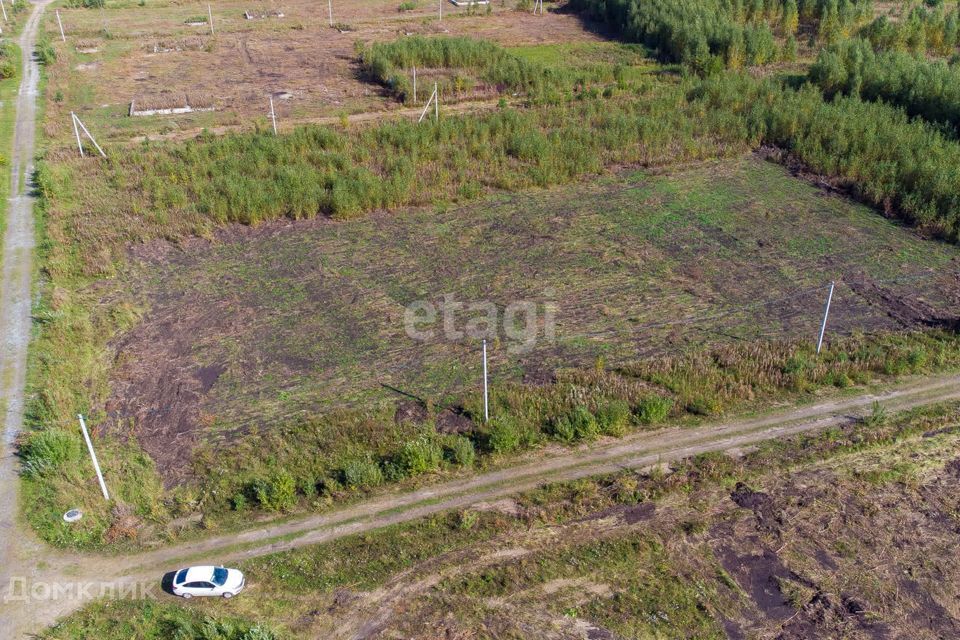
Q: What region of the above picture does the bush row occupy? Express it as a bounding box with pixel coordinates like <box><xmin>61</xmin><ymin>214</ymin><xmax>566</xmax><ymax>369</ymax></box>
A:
<box><xmin>228</xmin><ymin>394</ymin><xmax>674</xmax><ymax>512</ymax></box>
<box><xmin>860</xmin><ymin>6</ymin><xmax>960</xmax><ymax>55</ymax></box>
<box><xmin>358</xmin><ymin>36</ymin><xmax>560</xmax><ymax>102</ymax></box>
<box><xmin>810</xmin><ymin>38</ymin><xmax>960</xmax><ymax>134</ymax></box>
<box><xmin>569</xmin><ymin>0</ymin><xmax>872</xmax><ymax>72</ymax></box>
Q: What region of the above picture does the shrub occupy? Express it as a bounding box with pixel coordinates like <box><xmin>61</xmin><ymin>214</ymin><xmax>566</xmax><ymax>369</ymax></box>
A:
<box><xmin>596</xmin><ymin>400</ymin><xmax>632</xmax><ymax>436</ymax></box>
<box><xmin>635</xmin><ymin>396</ymin><xmax>673</xmax><ymax>425</ymax></box>
<box><xmin>19</xmin><ymin>429</ymin><xmax>82</xmax><ymax>476</ymax></box>
<box><xmin>342</xmin><ymin>458</ymin><xmax>384</xmax><ymax>489</ymax></box>
<box><xmin>810</xmin><ymin>38</ymin><xmax>960</xmax><ymax>134</ymax></box>
<box><xmin>550</xmin><ymin>406</ymin><xmax>599</xmax><ymax>443</ymax></box>
<box><xmin>36</xmin><ymin>37</ymin><xmax>56</xmax><ymax>65</ymax></box>
<box><xmin>487</xmin><ymin>416</ymin><xmax>522</xmax><ymax>453</ymax></box>
<box><xmin>445</xmin><ymin>435</ymin><xmax>476</xmax><ymax>467</ymax></box>
<box><xmin>398</xmin><ymin>0</ymin><xmax>417</xmax><ymax>10</ymax></box>
<box><xmin>395</xmin><ymin>436</ymin><xmax>443</xmax><ymax>475</ymax></box>
<box><xmin>252</xmin><ymin>470</ymin><xmax>297</xmax><ymax>511</ymax></box>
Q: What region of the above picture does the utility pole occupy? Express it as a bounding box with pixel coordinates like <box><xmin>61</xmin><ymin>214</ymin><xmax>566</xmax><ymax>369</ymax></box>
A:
<box><xmin>78</xmin><ymin>415</ymin><xmax>110</xmax><ymax>501</ymax></box>
<box><xmin>816</xmin><ymin>281</ymin><xmax>835</xmax><ymax>354</ymax></box>
<box><xmin>482</xmin><ymin>339</ymin><xmax>489</xmax><ymax>423</ymax></box>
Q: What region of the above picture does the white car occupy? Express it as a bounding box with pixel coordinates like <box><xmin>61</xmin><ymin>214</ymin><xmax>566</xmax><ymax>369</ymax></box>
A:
<box><xmin>171</xmin><ymin>565</ymin><xmax>245</xmax><ymax>599</ymax></box>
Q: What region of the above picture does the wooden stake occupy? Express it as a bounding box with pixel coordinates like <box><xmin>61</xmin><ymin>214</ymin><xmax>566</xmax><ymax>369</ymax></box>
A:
<box><xmin>270</xmin><ymin>95</ymin><xmax>277</xmax><ymax>134</ymax></box>
<box><xmin>328</xmin><ymin>0</ymin><xmax>333</xmax><ymax>26</ymax></box>
<box><xmin>412</xmin><ymin>65</ymin><xmax>417</xmax><ymax>104</ymax></box>
<box><xmin>73</xmin><ymin>113</ymin><xmax>107</xmax><ymax>158</ymax></box>
<box><xmin>56</xmin><ymin>10</ymin><xmax>67</xmax><ymax>41</ymax></box>
<box><xmin>71</xmin><ymin>112</ymin><xmax>84</xmax><ymax>157</ymax></box>
<box><xmin>418</xmin><ymin>84</ymin><xmax>438</xmax><ymax>123</ymax></box>
<box><xmin>0</xmin><ymin>0</ymin><xmax>8</xmax><ymax>24</ymax></box>
<box><xmin>208</xmin><ymin>4</ymin><xmax>214</xmax><ymax>35</ymax></box>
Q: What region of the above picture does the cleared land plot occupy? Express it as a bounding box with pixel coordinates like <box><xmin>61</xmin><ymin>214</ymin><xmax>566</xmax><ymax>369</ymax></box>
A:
<box><xmin>43</xmin><ymin>0</ymin><xmax>611</xmax><ymax>143</ymax></box>
<box><xmin>107</xmin><ymin>156</ymin><xmax>960</xmax><ymax>481</ymax></box>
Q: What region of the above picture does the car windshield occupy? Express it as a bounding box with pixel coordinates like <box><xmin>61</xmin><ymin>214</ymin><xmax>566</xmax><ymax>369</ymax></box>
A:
<box><xmin>175</xmin><ymin>569</ymin><xmax>188</xmax><ymax>584</ymax></box>
<box><xmin>212</xmin><ymin>567</ymin><xmax>228</xmax><ymax>586</ymax></box>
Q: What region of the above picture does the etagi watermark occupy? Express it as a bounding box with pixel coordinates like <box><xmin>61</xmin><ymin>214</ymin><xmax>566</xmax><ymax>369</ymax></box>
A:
<box><xmin>3</xmin><ymin>578</ymin><xmax>156</xmax><ymax>602</ymax></box>
<box><xmin>403</xmin><ymin>291</ymin><xmax>557</xmax><ymax>353</ymax></box>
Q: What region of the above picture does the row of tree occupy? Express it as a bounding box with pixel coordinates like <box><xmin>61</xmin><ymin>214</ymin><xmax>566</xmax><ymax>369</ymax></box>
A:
<box><xmin>810</xmin><ymin>38</ymin><xmax>960</xmax><ymax>134</ymax></box>
<box><xmin>569</xmin><ymin>0</ymin><xmax>873</xmax><ymax>71</ymax></box>
<box><xmin>860</xmin><ymin>6</ymin><xmax>960</xmax><ymax>55</ymax></box>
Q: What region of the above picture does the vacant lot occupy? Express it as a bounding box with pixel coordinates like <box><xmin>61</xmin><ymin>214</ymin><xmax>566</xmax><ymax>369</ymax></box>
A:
<box><xmin>107</xmin><ymin>156</ymin><xmax>960</xmax><ymax>482</ymax></box>
<box><xmin>43</xmin><ymin>0</ymin><xmax>610</xmax><ymax>144</ymax></box>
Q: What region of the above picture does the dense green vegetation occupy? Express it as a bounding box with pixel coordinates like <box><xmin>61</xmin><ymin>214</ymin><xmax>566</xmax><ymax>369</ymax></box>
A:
<box><xmin>0</xmin><ymin>40</ymin><xmax>16</xmax><ymax>79</ymax></box>
<box><xmin>861</xmin><ymin>5</ymin><xmax>960</xmax><ymax>55</ymax></box>
<box><xmin>810</xmin><ymin>38</ymin><xmax>960</xmax><ymax>134</ymax></box>
<box><xmin>41</xmin><ymin>601</ymin><xmax>283</xmax><ymax>640</ymax></box>
<box><xmin>568</xmin><ymin>0</ymin><xmax>872</xmax><ymax>71</ymax></box>
<box><xmin>360</xmin><ymin>36</ymin><xmax>560</xmax><ymax>102</ymax></box>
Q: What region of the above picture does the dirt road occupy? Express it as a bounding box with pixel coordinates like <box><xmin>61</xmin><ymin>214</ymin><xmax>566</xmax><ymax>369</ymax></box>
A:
<box><xmin>2</xmin><ymin>371</ymin><xmax>958</xmax><ymax>637</ymax></box>
<box><xmin>0</xmin><ymin>2</ymin><xmax>52</xmax><ymax>638</ymax></box>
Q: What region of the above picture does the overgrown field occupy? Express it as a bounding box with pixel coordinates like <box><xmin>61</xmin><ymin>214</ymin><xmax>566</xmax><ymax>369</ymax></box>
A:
<box><xmin>41</xmin><ymin>401</ymin><xmax>960</xmax><ymax>638</ymax></box>
<box><xmin>23</xmin><ymin>0</ymin><xmax>960</xmax><ymax>562</ymax></box>
<box><xmin>23</xmin><ymin>139</ymin><xmax>960</xmax><ymax>549</ymax></box>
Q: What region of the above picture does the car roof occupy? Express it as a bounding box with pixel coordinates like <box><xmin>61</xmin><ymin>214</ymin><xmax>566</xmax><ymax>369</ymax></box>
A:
<box><xmin>181</xmin><ymin>566</ymin><xmax>216</xmax><ymax>582</ymax></box>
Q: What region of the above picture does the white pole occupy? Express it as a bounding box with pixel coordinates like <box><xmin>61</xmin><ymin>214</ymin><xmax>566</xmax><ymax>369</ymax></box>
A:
<box><xmin>438</xmin><ymin>0</ymin><xmax>442</xmax><ymax>21</ymax></box>
<box><xmin>434</xmin><ymin>82</ymin><xmax>438</xmax><ymax>120</ymax></box>
<box><xmin>73</xmin><ymin>114</ymin><xmax>107</xmax><ymax>158</ymax></box>
<box><xmin>412</xmin><ymin>65</ymin><xmax>417</xmax><ymax>104</ymax></box>
<box><xmin>816</xmin><ymin>281</ymin><xmax>835</xmax><ymax>354</ymax></box>
<box><xmin>482</xmin><ymin>339</ymin><xmax>489</xmax><ymax>423</ymax></box>
<box><xmin>417</xmin><ymin>86</ymin><xmax>436</xmax><ymax>122</ymax></box>
<box><xmin>56</xmin><ymin>10</ymin><xmax>66</xmax><ymax>41</ymax></box>
<box><xmin>78</xmin><ymin>415</ymin><xmax>110</xmax><ymax>501</ymax></box>
<box><xmin>269</xmin><ymin>96</ymin><xmax>277</xmax><ymax>134</ymax></box>
<box><xmin>328</xmin><ymin>0</ymin><xmax>333</xmax><ymax>26</ymax></box>
<box><xmin>71</xmin><ymin>113</ymin><xmax>84</xmax><ymax>157</ymax></box>
<box><xmin>208</xmin><ymin>4</ymin><xmax>214</xmax><ymax>35</ymax></box>
<box><xmin>0</xmin><ymin>0</ymin><xmax>8</xmax><ymax>24</ymax></box>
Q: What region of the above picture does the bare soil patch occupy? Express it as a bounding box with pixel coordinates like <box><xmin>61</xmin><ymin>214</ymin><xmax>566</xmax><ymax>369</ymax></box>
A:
<box><xmin>46</xmin><ymin>0</ymin><xmax>604</xmax><ymax>143</ymax></box>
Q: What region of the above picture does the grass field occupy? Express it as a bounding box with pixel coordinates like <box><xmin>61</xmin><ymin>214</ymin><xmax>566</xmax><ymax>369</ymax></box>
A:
<box><xmin>40</xmin><ymin>401</ymin><xmax>960</xmax><ymax>638</ymax></box>
<box><xmin>114</xmin><ymin>156</ymin><xmax>960</xmax><ymax>438</ymax></box>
